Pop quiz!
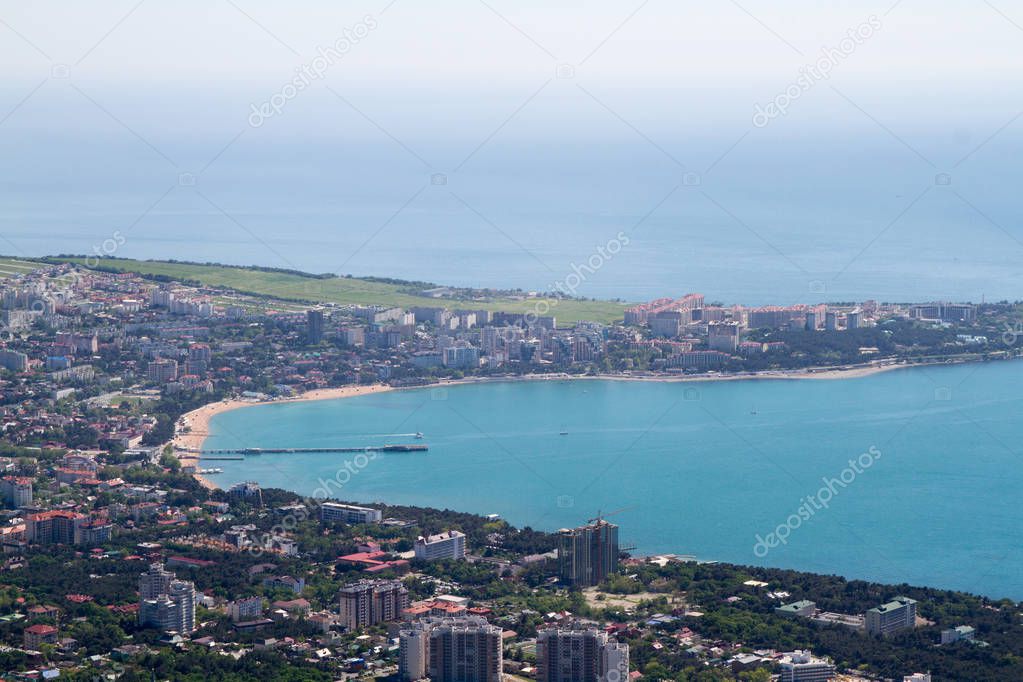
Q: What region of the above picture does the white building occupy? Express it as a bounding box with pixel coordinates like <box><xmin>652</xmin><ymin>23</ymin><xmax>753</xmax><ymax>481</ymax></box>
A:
<box><xmin>227</xmin><ymin>596</ymin><xmax>264</xmax><ymax>622</ymax></box>
<box><xmin>414</xmin><ymin>530</ymin><xmax>466</xmax><ymax>561</ymax></box>
<box><xmin>778</xmin><ymin>650</ymin><xmax>835</xmax><ymax>682</ymax></box>
<box><xmin>320</xmin><ymin>502</ymin><xmax>383</xmax><ymax>525</ymax></box>
<box><xmin>865</xmin><ymin>596</ymin><xmax>917</xmax><ymax>636</ymax></box>
<box><xmin>940</xmin><ymin>625</ymin><xmax>975</xmax><ymax>644</ymax></box>
<box><xmin>904</xmin><ymin>675</ymin><xmax>931</xmax><ymax>682</ymax></box>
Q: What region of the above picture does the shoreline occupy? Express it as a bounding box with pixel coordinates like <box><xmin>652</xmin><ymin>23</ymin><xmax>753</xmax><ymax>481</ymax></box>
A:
<box><xmin>173</xmin><ymin>385</ymin><xmax>395</xmax><ymax>489</ymax></box>
<box><xmin>172</xmin><ymin>357</ymin><xmax>989</xmax><ymax>489</ymax></box>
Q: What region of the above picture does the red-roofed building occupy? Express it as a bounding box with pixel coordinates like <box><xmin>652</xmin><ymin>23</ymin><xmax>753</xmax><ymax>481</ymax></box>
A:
<box><xmin>166</xmin><ymin>556</ymin><xmax>216</xmax><ymax>569</ymax></box>
<box><xmin>24</xmin><ymin>624</ymin><xmax>58</xmax><ymax>649</ymax></box>
<box><xmin>26</xmin><ymin>510</ymin><xmax>86</xmax><ymax>544</ymax></box>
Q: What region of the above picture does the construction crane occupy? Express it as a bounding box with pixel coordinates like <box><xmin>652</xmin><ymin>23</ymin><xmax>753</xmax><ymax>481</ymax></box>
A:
<box><xmin>588</xmin><ymin>506</ymin><xmax>634</xmax><ymax>525</ymax></box>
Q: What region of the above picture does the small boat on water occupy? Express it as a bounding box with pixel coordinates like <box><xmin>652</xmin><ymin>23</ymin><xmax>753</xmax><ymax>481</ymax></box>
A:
<box><xmin>414</xmin><ymin>432</ymin><xmax>424</xmax><ymax>439</ymax></box>
<box><xmin>559</xmin><ymin>431</ymin><xmax>568</xmax><ymax>436</ymax></box>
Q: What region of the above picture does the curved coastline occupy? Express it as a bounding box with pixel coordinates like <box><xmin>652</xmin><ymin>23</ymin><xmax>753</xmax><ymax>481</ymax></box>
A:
<box><xmin>172</xmin><ymin>356</ymin><xmax>978</xmax><ymax>490</ymax></box>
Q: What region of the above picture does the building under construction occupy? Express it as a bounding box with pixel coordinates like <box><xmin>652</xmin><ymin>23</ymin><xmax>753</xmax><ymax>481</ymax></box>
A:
<box><xmin>557</xmin><ymin>518</ymin><xmax>620</xmax><ymax>587</ymax></box>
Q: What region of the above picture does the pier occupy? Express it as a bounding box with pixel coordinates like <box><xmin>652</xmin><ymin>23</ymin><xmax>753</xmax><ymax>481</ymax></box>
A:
<box><xmin>200</xmin><ymin>444</ymin><xmax>428</xmax><ymax>455</ymax></box>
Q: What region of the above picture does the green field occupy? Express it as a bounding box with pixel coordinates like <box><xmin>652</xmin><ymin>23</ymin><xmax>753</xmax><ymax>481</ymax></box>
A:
<box><xmin>47</xmin><ymin>257</ymin><xmax>628</xmax><ymax>325</ymax></box>
<box><xmin>0</xmin><ymin>258</ymin><xmax>50</xmax><ymax>278</ymax></box>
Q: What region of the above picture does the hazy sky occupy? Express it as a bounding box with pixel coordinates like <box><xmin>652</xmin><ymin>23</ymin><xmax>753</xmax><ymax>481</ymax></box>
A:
<box><xmin>3</xmin><ymin>0</ymin><xmax>1022</xmax><ymax>136</ymax></box>
<box><xmin>1</xmin><ymin>1</ymin><xmax>1022</xmax><ymax>303</ymax></box>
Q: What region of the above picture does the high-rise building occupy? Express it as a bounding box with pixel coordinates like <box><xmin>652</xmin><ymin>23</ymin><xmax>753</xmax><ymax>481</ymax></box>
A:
<box><xmin>25</xmin><ymin>510</ymin><xmax>86</xmax><ymax>544</ymax></box>
<box><xmin>536</xmin><ymin>626</ymin><xmax>630</xmax><ymax>682</ymax></box>
<box><xmin>138</xmin><ymin>564</ymin><xmax>196</xmax><ymax>634</ymax></box>
<box><xmin>0</xmin><ymin>476</ymin><xmax>32</xmax><ymax>508</ymax></box>
<box><xmin>147</xmin><ymin>358</ymin><xmax>178</xmax><ymax>383</ymax></box>
<box><xmin>865</xmin><ymin>596</ymin><xmax>917</xmax><ymax>636</ymax></box>
<box><xmin>707</xmin><ymin>321</ymin><xmax>741</xmax><ymax>352</ymax></box>
<box><xmin>338</xmin><ymin>579</ymin><xmax>409</xmax><ymax>630</ymax></box>
<box><xmin>846</xmin><ymin>310</ymin><xmax>861</xmax><ymax>329</ymax></box>
<box><xmin>825</xmin><ymin>311</ymin><xmax>839</xmax><ymax>331</ymax></box>
<box><xmin>648</xmin><ymin>311</ymin><xmax>683</xmax><ymax>338</ymax></box>
<box><xmin>414</xmin><ymin>530</ymin><xmax>466</xmax><ymax>561</ymax></box>
<box><xmin>227</xmin><ymin>596</ymin><xmax>264</xmax><ymax>622</ymax></box>
<box><xmin>443</xmin><ymin>346</ymin><xmax>480</xmax><ymax>369</ymax></box>
<box><xmin>139</xmin><ymin>563</ymin><xmax>175</xmax><ymax>600</ymax></box>
<box><xmin>0</xmin><ymin>349</ymin><xmax>28</xmax><ymax>372</ymax></box>
<box><xmin>399</xmin><ymin>616</ymin><xmax>503</xmax><ymax>682</ymax></box>
<box><xmin>307</xmin><ymin>309</ymin><xmax>324</xmax><ymax>344</ymax></box>
<box><xmin>778</xmin><ymin>650</ymin><xmax>836</xmax><ymax>682</ymax></box>
<box><xmin>557</xmin><ymin>519</ymin><xmax>619</xmax><ymax>587</ymax></box>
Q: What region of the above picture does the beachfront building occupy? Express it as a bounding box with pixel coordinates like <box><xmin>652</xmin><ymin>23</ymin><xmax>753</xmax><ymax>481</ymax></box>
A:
<box><xmin>414</xmin><ymin>530</ymin><xmax>466</xmax><ymax>561</ymax></box>
<box><xmin>865</xmin><ymin>597</ymin><xmax>917</xmax><ymax>637</ymax></box>
<box><xmin>558</xmin><ymin>519</ymin><xmax>619</xmax><ymax>587</ymax></box>
<box><xmin>320</xmin><ymin>502</ymin><xmax>382</xmax><ymax>525</ymax></box>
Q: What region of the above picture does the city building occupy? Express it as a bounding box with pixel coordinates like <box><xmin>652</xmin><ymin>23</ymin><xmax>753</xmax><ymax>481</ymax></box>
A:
<box><xmin>338</xmin><ymin>579</ymin><xmax>409</xmax><ymax>630</ymax></box>
<box><xmin>0</xmin><ymin>349</ymin><xmax>28</xmax><ymax>372</ymax></box>
<box><xmin>443</xmin><ymin>346</ymin><xmax>480</xmax><ymax>369</ymax></box>
<box><xmin>414</xmin><ymin>530</ymin><xmax>467</xmax><ymax>561</ymax></box>
<box><xmin>707</xmin><ymin>321</ymin><xmax>741</xmax><ymax>352</ymax></box>
<box><xmin>825</xmin><ymin>311</ymin><xmax>838</xmax><ymax>331</ymax></box>
<box><xmin>23</xmin><ymin>624</ymin><xmax>58</xmax><ymax>650</ymax></box>
<box><xmin>227</xmin><ymin>597</ymin><xmax>264</xmax><ymax>622</ymax></box>
<box><xmin>778</xmin><ymin>650</ymin><xmax>836</xmax><ymax>682</ymax></box>
<box><xmin>139</xmin><ymin>580</ymin><xmax>196</xmax><ymax>635</ymax></box>
<box><xmin>557</xmin><ymin>519</ymin><xmax>619</xmax><ymax>587</ymax></box>
<box><xmin>940</xmin><ymin>625</ymin><xmax>975</xmax><ymax>644</ymax></box>
<box><xmin>775</xmin><ymin>600</ymin><xmax>816</xmax><ymax>617</ymax></box>
<box><xmin>320</xmin><ymin>502</ymin><xmax>383</xmax><ymax>524</ymax></box>
<box><xmin>865</xmin><ymin>597</ymin><xmax>917</xmax><ymax>636</ymax></box>
<box><xmin>307</xmin><ymin>309</ymin><xmax>324</xmax><ymax>344</ymax></box>
<box><xmin>536</xmin><ymin>625</ymin><xmax>630</xmax><ymax>682</ymax></box>
<box><xmin>147</xmin><ymin>358</ymin><xmax>179</xmax><ymax>383</ymax></box>
<box><xmin>399</xmin><ymin>616</ymin><xmax>503</xmax><ymax>682</ymax></box>
<box><xmin>138</xmin><ymin>564</ymin><xmax>196</xmax><ymax>635</ymax></box>
<box><xmin>846</xmin><ymin>309</ymin><xmax>861</xmax><ymax>329</ymax></box>
<box><xmin>139</xmin><ymin>562</ymin><xmax>175</xmax><ymax>600</ymax></box>
<box><xmin>262</xmin><ymin>575</ymin><xmax>305</xmax><ymax>594</ymax></box>
<box><xmin>648</xmin><ymin>311</ymin><xmax>683</xmax><ymax>338</ymax></box>
<box><xmin>910</xmin><ymin>302</ymin><xmax>976</xmax><ymax>323</ymax></box>
<box><xmin>0</xmin><ymin>476</ymin><xmax>32</xmax><ymax>508</ymax></box>
<box><xmin>903</xmin><ymin>675</ymin><xmax>931</xmax><ymax>682</ymax></box>
<box><xmin>25</xmin><ymin>510</ymin><xmax>86</xmax><ymax>544</ymax></box>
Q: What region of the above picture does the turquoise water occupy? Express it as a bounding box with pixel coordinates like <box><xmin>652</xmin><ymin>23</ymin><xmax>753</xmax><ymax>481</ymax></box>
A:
<box><xmin>205</xmin><ymin>362</ymin><xmax>1023</xmax><ymax>599</ymax></box>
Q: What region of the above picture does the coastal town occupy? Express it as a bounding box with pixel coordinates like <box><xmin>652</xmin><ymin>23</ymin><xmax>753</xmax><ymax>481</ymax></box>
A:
<box><xmin>0</xmin><ymin>257</ymin><xmax>1016</xmax><ymax>680</ymax></box>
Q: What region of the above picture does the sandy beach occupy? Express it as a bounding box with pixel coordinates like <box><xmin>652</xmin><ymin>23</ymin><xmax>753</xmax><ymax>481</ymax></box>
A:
<box><xmin>173</xmin><ymin>384</ymin><xmax>394</xmax><ymax>489</ymax></box>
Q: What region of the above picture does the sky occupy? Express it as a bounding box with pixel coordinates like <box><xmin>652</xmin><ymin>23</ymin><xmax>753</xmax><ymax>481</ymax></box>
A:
<box><xmin>1</xmin><ymin>1</ymin><xmax>1022</xmax><ymax>303</ymax></box>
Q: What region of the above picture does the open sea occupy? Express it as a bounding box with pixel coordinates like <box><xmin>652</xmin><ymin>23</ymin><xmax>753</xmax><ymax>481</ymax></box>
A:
<box><xmin>205</xmin><ymin>360</ymin><xmax>1023</xmax><ymax>600</ymax></box>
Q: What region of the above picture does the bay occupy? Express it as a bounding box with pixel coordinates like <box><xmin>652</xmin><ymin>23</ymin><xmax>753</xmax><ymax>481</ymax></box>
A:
<box><xmin>204</xmin><ymin>361</ymin><xmax>1023</xmax><ymax>599</ymax></box>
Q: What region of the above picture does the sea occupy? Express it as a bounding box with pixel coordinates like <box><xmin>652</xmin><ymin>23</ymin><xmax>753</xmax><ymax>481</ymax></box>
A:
<box><xmin>205</xmin><ymin>360</ymin><xmax>1023</xmax><ymax>600</ymax></box>
<box><xmin>2</xmin><ymin>82</ymin><xmax>1022</xmax><ymax>307</ymax></box>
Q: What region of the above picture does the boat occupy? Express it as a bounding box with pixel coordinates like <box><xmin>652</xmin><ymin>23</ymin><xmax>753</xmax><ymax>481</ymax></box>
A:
<box><xmin>414</xmin><ymin>432</ymin><xmax>424</xmax><ymax>439</ymax></box>
<box><xmin>559</xmin><ymin>431</ymin><xmax>568</xmax><ymax>436</ymax></box>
